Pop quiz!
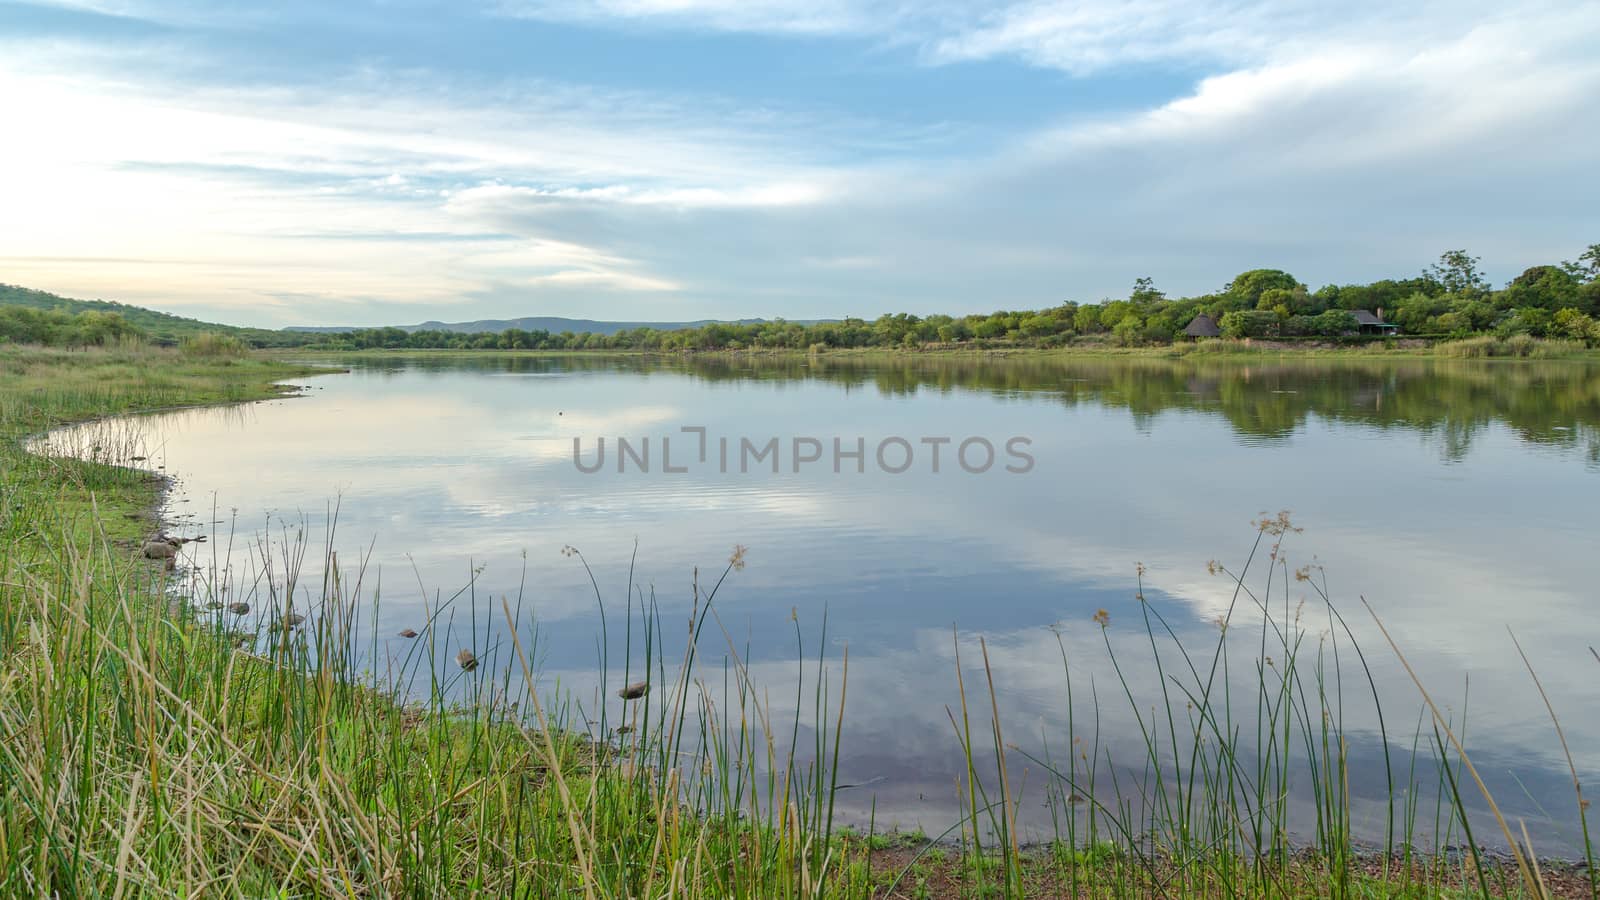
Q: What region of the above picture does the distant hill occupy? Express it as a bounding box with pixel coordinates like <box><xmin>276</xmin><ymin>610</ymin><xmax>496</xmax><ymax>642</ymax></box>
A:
<box><xmin>0</xmin><ymin>284</ymin><xmax>319</xmax><ymax>348</ymax></box>
<box><xmin>2</xmin><ymin>282</ymin><xmax>831</xmax><ymax>346</ymax></box>
<box><xmin>291</xmin><ymin>316</ymin><xmax>819</xmax><ymax>336</ymax></box>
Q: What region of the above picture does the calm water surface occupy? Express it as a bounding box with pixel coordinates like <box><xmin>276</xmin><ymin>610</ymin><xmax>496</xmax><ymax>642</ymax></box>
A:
<box><xmin>43</xmin><ymin>354</ymin><xmax>1600</xmax><ymax>852</ymax></box>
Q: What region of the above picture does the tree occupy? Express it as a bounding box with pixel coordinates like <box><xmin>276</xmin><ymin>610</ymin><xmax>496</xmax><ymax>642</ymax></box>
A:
<box><xmin>937</xmin><ymin>319</ymin><xmax>971</xmax><ymax>343</ymax></box>
<box><xmin>1130</xmin><ymin>277</ymin><xmax>1165</xmax><ymax>309</ymax></box>
<box><xmin>1110</xmin><ymin>316</ymin><xmax>1144</xmax><ymax>346</ymax></box>
<box><xmin>1553</xmin><ymin>308</ymin><xmax>1600</xmax><ymax>345</ymax></box>
<box><xmin>1018</xmin><ymin>314</ymin><xmax>1058</xmax><ymax>338</ymax></box>
<box><xmin>1219</xmin><ymin>310</ymin><xmax>1279</xmax><ymax>338</ymax></box>
<box><xmin>1391</xmin><ymin>291</ymin><xmax>1452</xmax><ymax>333</ymax></box>
<box><xmin>1562</xmin><ymin>243</ymin><xmax>1600</xmax><ymax>284</ymax></box>
<box><xmin>972</xmin><ymin>316</ymin><xmax>1007</xmax><ymax>339</ymax></box>
<box><xmin>1228</xmin><ymin>269</ymin><xmax>1300</xmax><ymax>306</ymax></box>
<box><xmin>1500</xmin><ymin>266</ymin><xmax>1580</xmax><ymax>311</ymax></box>
<box><xmin>1257</xmin><ymin>286</ymin><xmax>1316</xmax><ymax>316</ymax></box>
<box><xmin>0</xmin><ymin>307</ymin><xmax>147</xmax><ymax>347</ymax></box>
<box><xmin>1426</xmin><ymin>250</ymin><xmax>1487</xmax><ymax>296</ymax></box>
<box><xmin>499</xmin><ymin>328</ymin><xmax>534</xmax><ymax>349</ymax></box>
<box><xmin>1318</xmin><ymin>277</ymin><xmax>1441</xmax><ymax>312</ymax></box>
<box><xmin>1141</xmin><ymin>310</ymin><xmax>1180</xmax><ymax>342</ymax></box>
<box><xmin>1497</xmin><ymin>307</ymin><xmax>1554</xmax><ymax>337</ymax></box>
<box><xmin>1313</xmin><ymin>309</ymin><xmax>1358</xmax><ymax>336</ymax></box>
<box><xmin>1073</xmin><ymin>305</ymin><xmax>1102</xmax><ymax>333</ymax></box>
<box><xmin>1097</xmin><ymin>301</ymin><xmax>1132</xmax><ymax>329</ymax></box>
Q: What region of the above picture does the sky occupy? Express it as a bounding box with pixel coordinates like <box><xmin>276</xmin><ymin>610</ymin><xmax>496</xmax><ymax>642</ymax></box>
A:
<box><xmin>0</xmin><ymin>0</ymin><xmax>1596</xmax><ymax>328</ymax></box>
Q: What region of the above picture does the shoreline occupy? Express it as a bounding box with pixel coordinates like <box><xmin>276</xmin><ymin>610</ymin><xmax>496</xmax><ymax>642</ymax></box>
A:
<box><xmin>275</xmin><ymin>337</ymin><xmax>1600</xmax><ymax>363</ymax></box>
<box><xmin>18</xmin><ymin>373</ymin><xmax>333</xmax><ymax>543</ymax></box>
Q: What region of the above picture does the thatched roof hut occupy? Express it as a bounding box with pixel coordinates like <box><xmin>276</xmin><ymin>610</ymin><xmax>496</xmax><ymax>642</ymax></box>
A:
<box><xmin>1184</xmin><ymin>314</ymin><xmax>1222</xmax><ymax>338</ymax></box>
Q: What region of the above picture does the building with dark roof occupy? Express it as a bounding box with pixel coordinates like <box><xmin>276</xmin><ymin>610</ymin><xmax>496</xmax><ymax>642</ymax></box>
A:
<box><xmin>1351</xmin><ymin>310</ymin><xmax>1398</xmax><ymax>334</ymax></box>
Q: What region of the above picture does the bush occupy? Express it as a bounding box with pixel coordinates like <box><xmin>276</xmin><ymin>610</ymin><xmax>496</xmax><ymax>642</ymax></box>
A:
<box><xmin>1438</xmin><ymin>335</ymin><xmax>1585</xmax><ymax>358</ymax></box>
<box><xmin>1438</xmin><ymin>335</ymin><xmax>1499</xmax><ymax>358</ymax></box>
<box><xmin>1218</xmin><ymin>310</ymin><xmax>1280</xmax><ymax>338</ymax></box>
<box><xmin>1502</xmin><ymin>334</ymin><xmax>1538</xmax><ymax>356</ymax></box>
<box><xmin>1185</xmin><ymin>338</ymin><xmax>1236</xmax><ymax>354</ymax></box>
<box><xmin>1111</xmin><ymin>316</ymin><xmax>1145</xmax><ymax>346</ymax></box>
<box><xmin>0</xmin><ymin>307</ymin><xmax>146</xmax><ymax>347</ymax></box>
<box><xmin>180</xmin><ymin>332</ymin><xmax>250</xmax><ymax>358</ymax></box>
<box><xmin>1553</xmin><ymin>308</ymin><xmax>1600</xmax><ymax>346</ymax></box>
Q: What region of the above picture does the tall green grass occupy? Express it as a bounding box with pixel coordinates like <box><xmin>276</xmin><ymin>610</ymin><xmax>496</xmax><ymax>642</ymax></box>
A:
<box><xmin>0</xmin><ymin>509</ymin><xmax>857</xmax><ymax>895</ymax></box>
<box><xmin>1438</xmin><ymin>335</ymin><xmax>1587</xmax><ymax>358</ymax></box>
<box><xmin>179</xmin><ymin>331</ymin><xmax>252</xmax><ymax>359</ymax></box>
<box><xmin>928</xmin><ymin>513</ymin><xmax>1597</xmax><ymax>898</ymax></box>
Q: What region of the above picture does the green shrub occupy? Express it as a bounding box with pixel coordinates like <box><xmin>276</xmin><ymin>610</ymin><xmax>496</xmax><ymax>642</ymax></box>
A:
<box><xmin>0</xmin><ymin>306</ymin><xmax>146</xmax><ymax>347</ymax></box>
<box><xmin>180</xmin><ymin>332</ymin><xmax>250</xmax><ymax>358</ymax></box>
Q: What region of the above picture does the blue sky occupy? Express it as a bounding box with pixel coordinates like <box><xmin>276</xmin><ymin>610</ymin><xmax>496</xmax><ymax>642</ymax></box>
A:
<box><xmin>0</xmin><ymin>0</ymin><xmax>1595</xmax><ymax>328</ymax></box>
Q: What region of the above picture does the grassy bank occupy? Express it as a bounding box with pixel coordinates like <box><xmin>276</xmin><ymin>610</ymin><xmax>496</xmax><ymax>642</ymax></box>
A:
<box><xmin>0</xmin><ymin>344</ymin><xmax>1593</xmax><ymax>897</ymax></box>
<box><xmin>0</xmin><ymin>345</ymin><xmax>327</xmax><ymax>546</ymax></box>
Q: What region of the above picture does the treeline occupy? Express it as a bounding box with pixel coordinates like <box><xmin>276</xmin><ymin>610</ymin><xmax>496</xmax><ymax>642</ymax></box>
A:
<box><xmin>0</xmin><ymin>305</ymin><xmax>145</xmax><ymax>347</ymax></box>
<box><xmin>0</xmin><ymin>284</ymin><xmax>318</xmax><ymax>348</ymax></box>
<box><xmin>0</xmin><ymin>305</ymin><xmax>251</xmax><ymax>355</ymax></box>
<box><xmin>6</xmin><ymin>244</ymin><xmax>1599</xmax><ymax>352</ymax></box>
<box><xmin>322</xmin><ymin>245</ymin><xmax>1600</xmax><ymax>352</ymax></box>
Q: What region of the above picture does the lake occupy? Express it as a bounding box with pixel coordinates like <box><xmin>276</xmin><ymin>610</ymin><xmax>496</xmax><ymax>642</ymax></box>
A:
<box><xmin>40</xmin><ymin>353</ymin><xmax>1600</xmax><ymax>855</ymax></box>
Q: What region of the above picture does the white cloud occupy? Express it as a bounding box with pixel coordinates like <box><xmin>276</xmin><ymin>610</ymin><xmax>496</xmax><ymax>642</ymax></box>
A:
<box><xmin>1043</xmin><ymin>6</ymin><xmax>1600</xmax><ymax>163</ymax></box>
<box><xmin>926</xmin><ymin>0</ymin><xmax>1290</xmax><ymax>72</ymax></box>
<box><xmin>16</xmin><ymin>0</ymin><xmax>251</xmax><ymax>26</ymax></box>
<box><xmin>0</xmin><ymin>40</ymin><xmax>855</xmax><ymax>320</ymax></box>
<box><xmin>447</xmin><ymin>181</ymin><xmax>830</xmax><ymax>212</ymax></box>
<box><xmin>498</xmin><ymin>0</ymin><xmax>1531</xmax><ymax>80</ymax></box>
<box><xmin>494</xmin><ymin>0</ymin><xmax>912</xmax><ymax>36</ymax></box>
<box><xmin>527</xmin><ymin>269</ymin><xmax>682</xmax><ymax>291</ymax></box>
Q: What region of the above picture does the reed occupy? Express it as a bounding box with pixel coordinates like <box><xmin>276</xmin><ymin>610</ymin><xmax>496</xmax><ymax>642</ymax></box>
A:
<box><xmin>1437</xmin><ymin>335</ymin><xmax>1587</xmax><ymax>358</ymax></box>
<box><xmin>179</xmin><ymin>332</ymin><xmax>252</xmax><ymax>359</ymax></box>
<box><xmin>927</xmin><ymin>513</ymin><xmax>1596</xmax><ymax>898</ymax></box>
<box><xmin>3</xmin><ymin>511</ymin><xmax>855</xmax><ymax>896</ymax></box>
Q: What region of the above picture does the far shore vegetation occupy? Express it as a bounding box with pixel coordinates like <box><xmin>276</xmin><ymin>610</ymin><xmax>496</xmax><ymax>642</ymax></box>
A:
<box><xmin>5</xmin><ymin>244</ymin><xmax>1600</xmax><ymax>357</ymax></box>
